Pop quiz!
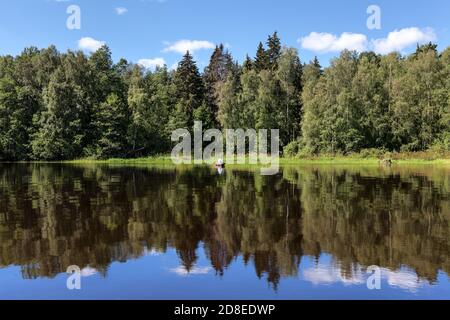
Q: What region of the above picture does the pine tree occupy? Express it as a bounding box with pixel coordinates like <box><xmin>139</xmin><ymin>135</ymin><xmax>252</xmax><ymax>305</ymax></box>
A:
<box><xmin>203</xmin><ymin>44</ymin><xmax>234</xmax><ymax>128</ymax></box>
<box><xmin>171</xmin><ymin>51</ymin><xmax>204</xmax><ymax>130</ymax></box>
<box><xmin>312</xmin><ymin>56</ymin><xmax>323</xmax><ymax>75</ymax></box>
<box><xmin>254</xmin><ymin>42</ymin><xmax>269</xmax><ymax>72</ymax></box>
<box><xmin>414</xmin><ymin>42</ymin><xmax>438</xmax><ymax>58</ymax></box>
<box><xmin>243</xmin><ymin>55</ymin><xmax>253</xmax><ymax>71</ymax></box>
<box><xmin>267</xmin><ymin>31</ymin><xmax>282</xmax><ymax>70</ymax></box>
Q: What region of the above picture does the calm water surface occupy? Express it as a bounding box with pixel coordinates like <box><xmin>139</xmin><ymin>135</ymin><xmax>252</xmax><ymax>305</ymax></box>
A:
<box><xmin>0</xmin><ymin>163</ymin><xmax>449</xmax><ymax>300</ymax></box>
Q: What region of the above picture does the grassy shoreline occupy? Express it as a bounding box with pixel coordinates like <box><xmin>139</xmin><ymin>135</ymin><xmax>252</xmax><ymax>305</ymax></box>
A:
<box><xmin>60</xmin><ymin>155</ymin><xmax>450</xmax><ymax>166</ymax></box>
<box><xmin>2</xmin><ymin>152</ymin><xmax>449</xmax><ymax>166</ymax></box>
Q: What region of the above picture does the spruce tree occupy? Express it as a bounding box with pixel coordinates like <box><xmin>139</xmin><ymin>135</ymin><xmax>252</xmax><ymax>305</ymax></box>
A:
<box><xmin>267</xmin><ymin>31</ymin><xmax>282</xmax><ymax>70</ymax></box>
<box><xmin>312</xmin><ymin>56</ymin><xmax>323</xmax><ymax>75</ymax></box>
<box><xmin>203</xmin><ymin>44</ymin><xmax>234</xmax><ymax>128</ymax></box>
<box><xmin>171</xmin><ymin>51</ymin><xmax>204</xmax><ymax>130</ymax></box>
<box><xmin>254</xmin><ymin>42</ymin><xmax>269</xmax><ymax>72</ymax></box>
<box><xmin>243</xmin><ymin>55</ymin><xmax>253</xmax><ymax>71</ymax></box>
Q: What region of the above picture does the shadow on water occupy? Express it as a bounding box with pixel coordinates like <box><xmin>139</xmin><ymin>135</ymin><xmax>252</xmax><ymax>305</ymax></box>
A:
<box><xmin>0</xmin><ymin>163</ymin><xmax>448</xmax><ymax>291</ymax></box>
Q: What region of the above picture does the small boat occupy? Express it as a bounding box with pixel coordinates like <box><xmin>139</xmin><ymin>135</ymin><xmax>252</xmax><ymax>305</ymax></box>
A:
<box><xmin>214</xmin><ymin>159</ymin><xmax>225</xmax><ymax>168</ymax></box>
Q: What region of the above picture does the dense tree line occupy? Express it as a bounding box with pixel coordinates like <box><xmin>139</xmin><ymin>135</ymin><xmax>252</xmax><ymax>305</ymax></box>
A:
<box><xmin>300</xmin><ymin>44</ymin><xmax>450</xmax><ymax>155</ymax></box>
<box><xmin>0</xmin><ymin>33</ymin><xmax>448</xmax><ymax>161</ymax></box>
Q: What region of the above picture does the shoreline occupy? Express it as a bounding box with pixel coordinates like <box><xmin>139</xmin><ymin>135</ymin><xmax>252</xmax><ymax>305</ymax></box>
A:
<box><xmin>1</xmin><ymin>156</ymin><xmax>449</xmax><ymax>166</ymax></box>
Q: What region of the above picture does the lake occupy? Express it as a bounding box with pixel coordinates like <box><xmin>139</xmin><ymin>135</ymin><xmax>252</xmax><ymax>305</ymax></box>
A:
<box><xmin>0</xmin><ymin>163</ymin><xmax>449</xmax><ymax>300</ymax></box>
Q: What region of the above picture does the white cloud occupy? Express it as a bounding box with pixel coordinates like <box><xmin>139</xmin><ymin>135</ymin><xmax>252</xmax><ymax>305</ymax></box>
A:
<box><xmin>372</xmin><ymin>27</ymin><xmax>436</xmax><ymax>54</ymax></box>
<box><xmin>163</xmin><ymin>40</ymin><xmax>215</xmax><ymax>54</ymax></box>
<box><xmin>80</xmin><ymin>267</ymin><xmax>97</xmax><ymax>277</ymax></box>
<box><xmin>137</xmin><ymin>58</ymin><xmax>166</xmax><ymax>70</ymax></box>
<box><xmin>299</xmin><ymin>32</ymin><xmax>368</xmax><ymax>53</ymax></box>
<box><xmin>303</xmin><ymin>262</ymin><xmax>429</xmax><ymax>293</ymax></box>
<box><xmin>303</xmin><ymin>265</ymin><xmax>365</xmax><ymax>286</ymax></box>
<box><xmin>78</xmin><ymin>37</ymin><xmax>105</xmax><ymax>52</ymax></box>
<box><xmin>169</xmin><ymin>266</ymin><xmax>212</xmax><ymax>277</ymax></box>
<box><xmin>115</xmin><ymin>7</ymin><xmax>128</xmax><ymax>15</ymax></box>
<box><xmin>299</xmin><ymin>27</ymin><xmax>437</xmax><ymax>55</ymax></box>
<box><xmin>144</xmin><ymin>248</ymin><xmax>163</xmax><ymax>256</ymax></box>
<box><xmin>384</xmin><ymin>269</ymin><xmax>425</xmax><ymax>292</ymax></box>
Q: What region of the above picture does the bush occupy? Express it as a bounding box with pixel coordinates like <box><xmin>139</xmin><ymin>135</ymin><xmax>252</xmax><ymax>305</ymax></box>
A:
<box><xmin>283</xmin><ymin>140</ymin><xmax>303</xmax><ymax>157</ymax></box>
<box><xmin>359</xmin><ymin>148</ymin><xmax>386</xmax><ymax>159</ymax></box>
<box><xmin>430</xmin><ymin>133</ymin><xmax>450</xmax><ymax>153</ymax></box>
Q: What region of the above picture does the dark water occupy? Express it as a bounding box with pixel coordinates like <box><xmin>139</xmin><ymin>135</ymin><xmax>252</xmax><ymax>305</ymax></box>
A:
<box><xmin>0</xmin><ymin>163</ymin><xmax>449</xmax><ymax>300</ymax></box>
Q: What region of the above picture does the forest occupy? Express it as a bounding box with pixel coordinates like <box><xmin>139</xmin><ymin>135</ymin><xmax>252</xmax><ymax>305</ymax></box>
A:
<box><xmin>0</xmin><ymin>32</ymin><xmax>449</xmax><ymax>161</ymax></box>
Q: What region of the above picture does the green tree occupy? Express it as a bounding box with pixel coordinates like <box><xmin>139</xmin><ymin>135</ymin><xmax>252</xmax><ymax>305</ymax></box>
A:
<box><xmin>243</xmin><ymin>55</ymin><xmax>253</xmax><ymax>71</ymax></box>
<box><xmin>301</xmin><ymin>58</ymin><xmax>324</xmax><ymax>154</ymax></box>
<box><xmin>127</xmin><ymin>66</ymin><xmax>150</xmax><ymax>155</ymax></box>
<box><xmin>254</xmin><ymin>42</ymin><xmax>270</xmax><ymax>72</ymax></box>
<box><xmin>237</xmin><ymin>68</ymin><xmax>260</xmax><ymax>129</ymax></box>
<box><xmin>217</xmin><ymin>72</ymin><xmax>241</xmax><ymax>128</ymax></box>
<box><xmin>91</xmin><ymin>93</ymin><xmax>129</xmax><ymax>158</ymax></box>
<box><xmin>0</xmin><ymin>77</ymin><xmax>31</xmax><ymax>160</ymax></box>
<box><xmin>145</xmin><ymin>66</ymin><xmax>173</xmax><ymax>152</ymax></box>
<box><xmin>267</xmin><ymin>32</ymin><xmax>282</xmax><ymax>70</ymax></box>
<box><xmin>391</xmin><ymin>46</ymin><xmax>445</xmax><ymax>151</ymax></box>
<box><xmin>256</xmin><ymin>70</ymin><xmax>282</xmax><ymax>133</ymax></box>
<box><xmin>204</xmin><ymin>44</ymin><xmax>234</xmax><ymax>127</ymax></box>
<box><xmin>352</xmin><ymin>53</ymin><xmax>392</xmax><ymax>149</ymax></box>
<box><xmin>170</xmin><ymin>51</ymin><xmax>204</xmax><ymax>131</ymax></box>
<box><xmin>31</xmin><ymin>66</ymin><xmax>86</xmax><ymax>160</ymax></box>
<box><xmin>437</xmin><ymin>47</ymin><xmax>450</xmax><ymax>150</ymax></box>
<box><xmin>322</xmin><ymin>51</ymin><xmax>363</xmax><ymax>153</ymax></box>
<box><xmin>276</xmin><ymin>47</ymin><xmax>302</xmax><ymax>142</ymax></box>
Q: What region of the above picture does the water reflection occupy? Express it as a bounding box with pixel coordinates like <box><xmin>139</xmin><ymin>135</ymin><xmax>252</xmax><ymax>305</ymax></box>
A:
<box><xmin>0</xmin><ymin>164</ymin><xmax>448</xmax><ymax>296</ymax></box>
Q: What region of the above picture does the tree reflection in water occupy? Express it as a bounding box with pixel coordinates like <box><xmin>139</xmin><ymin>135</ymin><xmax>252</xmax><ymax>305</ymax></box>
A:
<box><xmin>0</xmin><ymin>163</ymin><xmax>448</xmax><ymax>289</ymax></box>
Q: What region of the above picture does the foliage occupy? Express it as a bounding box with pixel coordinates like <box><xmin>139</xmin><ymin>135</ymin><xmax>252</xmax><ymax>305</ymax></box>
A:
<box><xmin>0</xmin><ymin>36</ymin><xmax>449</xmax><ymax>160</ymax></box>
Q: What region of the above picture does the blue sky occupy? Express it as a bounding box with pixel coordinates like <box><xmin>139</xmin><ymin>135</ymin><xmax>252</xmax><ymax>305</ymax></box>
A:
<box><xmin>0</xmin><ymin>0</ymin><xmax>449</xmax><ymax>70</ymax></box>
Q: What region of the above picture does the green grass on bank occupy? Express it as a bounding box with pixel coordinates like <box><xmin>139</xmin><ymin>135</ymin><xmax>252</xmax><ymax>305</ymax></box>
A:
<box><xmin>62</xmin><ymin>153</ymin><xmax>450</xmax><ymax>166</ymax></box>
<box><xmin>65</xmin><ymin>156</ymin><xmax>174</xmax><ymax>165</ymax></box>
